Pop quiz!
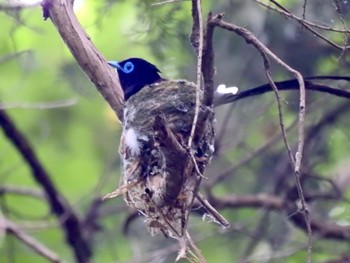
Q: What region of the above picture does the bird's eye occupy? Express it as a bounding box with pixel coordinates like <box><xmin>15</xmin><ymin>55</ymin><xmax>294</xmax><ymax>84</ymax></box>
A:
<box><xmin>123</xmin><ymin>62</ymin><xmax>134</xmax><ymax>74</ymax></box>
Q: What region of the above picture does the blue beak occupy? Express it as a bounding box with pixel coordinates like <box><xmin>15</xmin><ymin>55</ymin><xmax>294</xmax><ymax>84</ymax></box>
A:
<box><xmin>107</xmin><ymin>61</ymin><xmax>122</xmax><ymax>70</ymax></box>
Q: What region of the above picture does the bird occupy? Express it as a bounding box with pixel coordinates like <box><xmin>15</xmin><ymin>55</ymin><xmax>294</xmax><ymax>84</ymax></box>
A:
<box><xmin>108</xmin><ymin>57</ymin><xmax>350</xmax><ymax>105</ymax></box>
<box><xmin>107</xmin><ymin>57</ymin><xmax>217</xmax><ymax>236</ymax></box>
<box><xmin>108</xmin><ymin>57</ymin><xmax>240</xmax><ymax>104</ymax></box>
<box><xmin>108</xmin><ymin>58</ymin><xmax>163</xmax><ymax>100</ymax></box>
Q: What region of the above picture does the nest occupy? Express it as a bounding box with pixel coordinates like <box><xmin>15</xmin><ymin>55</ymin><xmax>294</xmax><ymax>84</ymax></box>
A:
<box><xmin>105</xmin><ymin>80</ymin><xmax>215</xmax><ymax>237</ymax></box>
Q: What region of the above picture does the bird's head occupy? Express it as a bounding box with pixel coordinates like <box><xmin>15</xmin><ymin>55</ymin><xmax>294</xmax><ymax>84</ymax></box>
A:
<box><xmin>108</xmin><ymin>57</ymin><xmax>162</xmax><ymax>100</ymax></box>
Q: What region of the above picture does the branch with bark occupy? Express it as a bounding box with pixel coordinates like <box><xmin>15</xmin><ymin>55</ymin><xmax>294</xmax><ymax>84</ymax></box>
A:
<box><xmin>41</xmin><ymin>0</ymin><xmax>124</xmax><ymax>120</ymax></box>
<box><xmin>0</xmin><ymin>110</ymin><xmax>91</xmax><ymax>263</ymax></box>
<box><xmin>2</xmin><ymin>217</ymin><xmax>62</xmax><ymax>263</ymax></box>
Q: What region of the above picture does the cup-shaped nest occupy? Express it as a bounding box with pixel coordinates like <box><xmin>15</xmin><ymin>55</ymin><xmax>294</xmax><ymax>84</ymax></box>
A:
<box><xmin>119</xmin><ymin>80</ymin><xmax>215</xmax><ymax>237</ymax></box>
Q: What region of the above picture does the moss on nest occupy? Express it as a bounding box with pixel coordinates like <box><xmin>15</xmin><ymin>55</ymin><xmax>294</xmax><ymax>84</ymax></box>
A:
<box><xmin>117</xmin><ymin>80</ymin><xmax>215</xmax><ymax>237</ymax></box>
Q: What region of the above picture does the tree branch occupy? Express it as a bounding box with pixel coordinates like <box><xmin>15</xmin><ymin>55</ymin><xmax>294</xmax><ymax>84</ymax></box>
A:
<box><xmin>0</xmin><ymin>110</ymin><xmax>91</xmax><ymax>263</ymax></box>
<box><xmin>253</xmin><ymin>0</ymin><xmax>350</xmax><ymax>51</ymax></box>
<box><xmin>153</xmin><ymin>115</ymin><xmax>189</xmax><ymax>206</ymax></box>
<box><xmin>0</xmin><ymin>185</ymin><xmax>44</xmax><ymax>199</ymax></box>
<box><xmin>3</xmin><ymin>218</ymin><xmax>62</xmax><ymax>263</ymax></box>
<box><xmin>41</xmin><ymin>0</ymin><xmax>124</xmax><ymax>120</ymax></box>
<box><xmin>188</xmin><ymin>0</ymin><xmax>204</xmax><ymax>149</ymax></box>
<box><xmin>201</xmin><ymin>12</ymin><xmax>215</xmax><ymax>107</ymax></box>
<box><xmin>215</xmin><ymin>77</ymin><xmax>350</xmax><ymax>106</ymax></box>
<box><xmin>209</xmin><ymin>194</ymin><xmax>350</xmax><ymax>241</ymax></box>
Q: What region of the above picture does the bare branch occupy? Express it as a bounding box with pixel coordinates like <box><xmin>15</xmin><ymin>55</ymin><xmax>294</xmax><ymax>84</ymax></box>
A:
<box><xmin>255</xmin><ymin>0</ymin><xmax>350</xmax><ymax>33</ymax></box>
<box><xmin>153</xmin><ymin>115</ymin><xmax>189</xmax><ymax>206</ymax></box>
<box><xmin>209</xmin><ymin>13</ymin><xmax>311</xmax><ymax>260</ymax></box>
<box><xmin>151</xmin><ymin>0</ymin><xmax>188</xmax><ymax>7</ymax></box>
<box><xmin>253</xmin><ymin>0</ymin><xmax>350</xmax><ymax>51</ymax></box>
<box><xmin>209</xmin><ymin>194</ymin><xmax>350</xmax><ymax>241</ymax></box>
<box><xmin>0</xmin><ymin>2</ymin><xmax>41</xmax><ymax>11</ymax></box>
<box><xmin>3</xmin><ymin>218</ymin><xmax>62</xmax><ymax>263</ymax></box>
<box><xmin>196</xmin><ymin>192</ymin><xmax>230</xmax><ymax>227</ymax></box>
<box><xmin>216</xmin><ymin>77</ymin><xmax>350</xmax><ymax>106</ymax></box>
<box><xmin>188</xmin><ymin>0</ymin><xmax>204</xmax><ymax>148</ymax></box>
<box><xmin>41</xmin><ymin>0</ymin><xmax>124</xmax><ymax>120</ymax></box>
<box><xmin>0</xmin><ymin>185</ymin><xmax>44</xmax><ymax>199</ymax></box>
<box><xmin>0</xmin><ymin>110</ymin><xmax>91</xmax><ymax>263</ymax></box>
<box><xmin>0</xmin><ymin>50</ymin><xmax>32</xmax><ymax>64</ymax></box>
<box><xmin>320</xmin><ymin>254</ymin><xmax>350</xmax><ymax>263</ymax></box>
<box><xmin>263</xmin><ymin>51</ymin><xmax>296</xmax><ymax>167</ymax></box>
<box><xmin>202</xmin><ymin>12</ymin><xmax>215</xmax><ymax>107</ymax></box>
<box><xmin>0</xmin><ymin>98</ymin><xmax>78</xmax><ymax>110</ymax></box>
<box><xmin>207</xmin><ymin>118</ymin><xmax>297</xmax><ymax>188</ymax></box>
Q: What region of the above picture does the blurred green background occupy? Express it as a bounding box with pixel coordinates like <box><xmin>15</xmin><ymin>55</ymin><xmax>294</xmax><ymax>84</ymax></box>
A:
<box><xmin>1</xmin><ymin>0</ymin><xmax>350</xmax><ymax>262</ymax></box>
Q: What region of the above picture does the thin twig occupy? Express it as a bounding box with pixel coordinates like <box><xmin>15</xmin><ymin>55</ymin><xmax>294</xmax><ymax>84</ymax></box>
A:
<box><xmin>0</xmin><ymin>185</ymin><xmax>44</xmax><ymax>199</ymax></box>
<box><xmin>208</xmin><ymin>118</ymin><xmax>298</xmax><ymax>187</ymax></box>
<box><xmin>151</xmin><ymin>0</ymin><xmax>188</xmax><ymax>7</ymax></box>
<box><xmin>209</xmin><ymin>13</ymin><xmax>312</xmax><ymax>262</ymax></box>
<box><xmin>263</xmin><ymin>61</ymin><xmax>295</xmax><ymax>167</ymax></box>
<box><xmin>256</xmin><ymin>0</ymin><xmax>350</xmax><ymax>33</ymax></box>
<box><xmin>185</xmin><ymin>231</ymin><xmax>208</xmax><ymax>263</ymax></box>
<box><xmin>0</xmin><ymin>110</ymin><xmax>91</xmax><ymax>263</ymax></box>
<box><xmin>0</xmin><ymin>50</ymin><xmax>32</xmax><ymax>64</ymax></box>
<box><xmin>3</xmin><ymin>218</ymin><xmax>62</xmax><ymax>262</ymax></box>
<box><xmin>302</xmin><ymin>0</ymin><xmax>307</xmax><ymax>21</ymax></box>
<box><xmin>253</xmin><ymin>0</ymin><xmax>350</xmax><ymax>51</ymax></box>
<box><xmin>0</xmin><ymin>2</ymin><xmax>41</xmax><ymax>11</ymax></box>
<box><xmin>210</xmin><ymin>194</ymin><xmax>350</xmax><ymax>241</ymax></box>
<box><xmin>0</xmin><ymin>98</ymin><xmax>78</xmax><ymax>110</ymax></box>
<box><xmin>262</xmin><ymin>63</ymin><xmax>314</xmax><ymax>263</ymax></box>
<box><xmin>330</xmin><ymin>0</ymin><xmax>350</xmax><ymax>59</ymax></box>
<box><xmin>188</xmin><ymin>0</ymin><xmax>204</xmax><ymax>148</ymax></box>
<box><xmin>196</xmin><ymin>192</ymin><xmax>230</xmax><ymax>227</ymax></box>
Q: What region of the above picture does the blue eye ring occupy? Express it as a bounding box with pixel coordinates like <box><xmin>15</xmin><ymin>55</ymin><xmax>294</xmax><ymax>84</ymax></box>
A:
<box><xmin>122</xmin><ymin>62</ymin><xmax>134</xmax><ymax>74</ymax></box>
<box><xmin>107</xmin><ymin>61</ymin><xmax>134</xmax><ymax>74</ymax></box>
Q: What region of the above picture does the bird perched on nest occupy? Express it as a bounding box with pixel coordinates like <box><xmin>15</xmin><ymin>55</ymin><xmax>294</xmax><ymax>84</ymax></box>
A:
<box><xmin>106</xmin><ymin>57</ymin><xmax>350</xmax><ymax>237</ymax></box>
<box><xmin>107</xmin><ymin>57</ymin><xmax>217</xmax><ymax>237</ymax></box>
<box><xmin>108</xmin><ymin>58</ymin><xmax>164</xmax><ymax>101</ymax></box>
<box><xmin>108</xmin><ymin>57</ymin><xmax>238</xmax><ymax>104</ymax></box>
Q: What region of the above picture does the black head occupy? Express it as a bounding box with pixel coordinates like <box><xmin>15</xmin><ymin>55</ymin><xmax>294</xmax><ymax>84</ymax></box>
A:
<box><xmin>108</xmin><ymin>57</ymin><xmax>162</xmax><ymax>100</ymax></box>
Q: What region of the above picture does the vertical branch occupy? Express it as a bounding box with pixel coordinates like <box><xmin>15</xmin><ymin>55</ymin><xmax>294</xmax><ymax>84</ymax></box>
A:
<box><xmin>261</xmin><ymin>46</ymin><xmax>311</xmax><ymax>263</ymax></box>
<box><xmin>262</xmin><ymin>58</ymin><xmax>295</xmax><ymax>167</ymax></box>
<box><xmin>264</xmin><ymin>58</ymin><xmax>311</xmax><ymax>263</ymax></box>
<box><xmin>302</xmin><ymin>0</ymin><xmax>308</xmax><ymax>20</ymax></box>
<box><xmin>202</xmin><ymin>12</ymin><xmax>216</xmax><ymax>107</ymax></box>
<box><xmin>209</xmin><ymin>14</ymin><xmax>311</xmax><ymax>262</ymax></box>
<box><xmin>188</xmin><ymin>0</ymin><xmax>204</xmax><ymax>148</ymax></box>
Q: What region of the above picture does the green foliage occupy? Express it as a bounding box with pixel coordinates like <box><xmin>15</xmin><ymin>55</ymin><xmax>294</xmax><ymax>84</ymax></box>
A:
<box><xmin>1</xmin><ymin>0</ymin><xmax>350</xmax><ymax>262</ymax></box>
